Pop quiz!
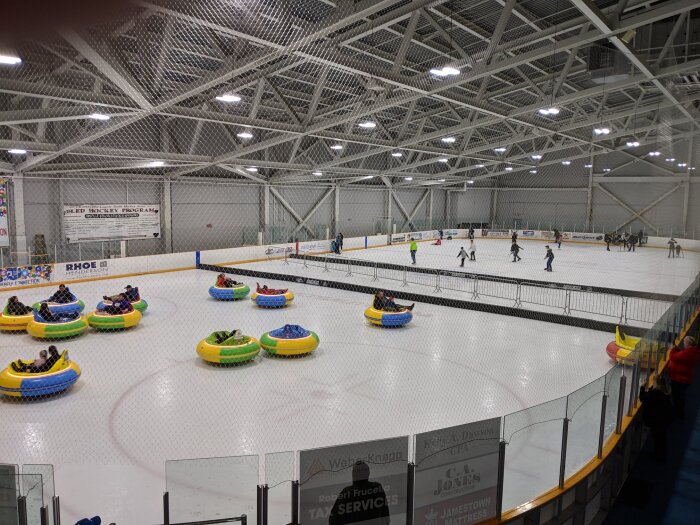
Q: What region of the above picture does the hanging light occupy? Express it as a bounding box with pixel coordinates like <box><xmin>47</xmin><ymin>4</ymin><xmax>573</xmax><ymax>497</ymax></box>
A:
<box><xmin>505</xmin><ymin>166</ymin><xmax>513</xmax><ymax>171</ymax></box>
<box><xmin>585</xmin><ymin>164</ymin><xmax>593</xmax><ymax>168</ymax></box>
<box><xmin>625</xmin><ymin>141</ymin><xmax>640</xmax><ymax>147</ymax></box>
<box><xmin>562</xmin><ymin>161</ymin><xmax>571</xmax><ymax>166</ymax></box>
<box><xmin>363</xmin><ymin>175</ymin><xmax>374</xmax><ymax>179</ymax></box>
<box><xmin>438</xmin><ymin>158</ymin><xmax>449</xmax><ymax>163</ymax></box>
<box><xmin>391</xmin><ymin>151</ymin><xmax>402</xmax><ymax>157</ymax></box>
<box><xmin>665</xmin><ymin>158</ymin><xmax>675</xmax><ymax>162</ymax></box>
<box><xmin>8</xmin><ymin>149</ymin><xmax>27</xmax><ymax>154</ymax></box>
<box><xmin>358</xmin><ymin>121</ymin><xmax>376</xmax><ymax>129</ymax></box>
<box><xmin>147</xmin><ymin>161</ymin><xmax>165</xmax><ymax>167</ymax></box>
<box><xmin>648</xmin><ymin>151</ymin><xmax>661</xmax><ymax>157</ymax></box>
<box><xmin>476</xmin><ymin>164</ymin><xmax>485</xmax><ymax>168</ymax></box>
<box><xmin>538</xmin><ymin>107</ymin><xmax>560</xmax><ymax>116</ymax></box>
<box><xmin>430</xmin><ymin>66</ymin><xmax>460</xmax><ymax>77</ymax></box>
<box><xmin>531</xmin><ymin>154</ymin><xmax>542</xmax><ymax>160</ymax></box>
<box><xmin>467</xmin><ymin>180</ymin><xmax>474</xmax><ymax>184</ymax></box>
<box><xmin>0</xmin><ymin>42</ymin><xmax>21</xmax><ymax>65</ymax></box>
<box><xmin>529</xmin><ymin>170</ymin><xmax>537</xmax><ymax>174</ymax></box>
<box><xmin>593</xmin><ymin>127</ymin><xmax>610</xmax><ymax>135</ymax></box>
<box><xmin>330</xmin><ymin>144</ymin><xmax>344</xmax><ymax>150</ymax></box>
<box><xmin>88</xmin><ymin>113</ymin><xmax>110</xmax><ymax>121</ymax></box>
<box><xmin>494</xmin><ymin>147</ymin><xmax>506</xmax><ymax>153</ymax></box>
<box><xmin>405</xmin><ymin>177</ymin><xmax>413</xmax><ymax>181</ymax></box>
<box><xmin>441</xmin><ymin>137</ymin><xmax>456</xmax><ymax>144</ymax></box>
<box><xmin>312</xmin><ymin>171</ymin><xmax>322</xmax><ymax>176</ymax></box>
<box><xmin>237</xmin><ymin>131</ymin><xmax>253</xmax><ymax>139</ymax></box>
<box><xmin>246</xmin><ymin>167</ymin><xmax>259</xmax><ymax>172</ymax></box>
<box><xmin>438</xmin><ymin>179</ymin><xmax>446</xmax><ymax>182</ymax></box>
<box><xmin>215</xmin><ymin>93</ymin><xmax>241</xmax><ymax>103</ymax></box>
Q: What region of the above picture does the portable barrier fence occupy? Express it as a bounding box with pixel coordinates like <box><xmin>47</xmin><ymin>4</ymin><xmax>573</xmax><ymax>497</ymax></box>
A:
<box><xmin>288</xmin><ymin>253</ymin><xmax>674</xmax><ymax>326</ymax></box>
<box><xmin>156</xmin><ymin>271</ymin><xmax>699</xmax><ymax>525</ymax></box>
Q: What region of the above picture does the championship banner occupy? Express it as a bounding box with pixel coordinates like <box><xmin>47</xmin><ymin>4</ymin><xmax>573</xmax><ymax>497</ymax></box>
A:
<box><xmin>299</xmin><ymin>436</ymin><xmax>409</xmax><ymax>525</ymax></box>
<box><xmin>414</xmin><ymin>418</ymin><xmax>501</xmax><ymax>525</ymax></box>
<box><xmin>0</xmin><ymin>179</ymin><xmax>10</xmax><ymax>247</ymax></box>
<box><xmin>0</xmin><ymin>264</ymin><xmax>53</xmax><ymax>288</ymax></box>
<box><xmin>63</xmin><ymin>204</ymin><xmax>161</xmax><ymax>243</ymax></box>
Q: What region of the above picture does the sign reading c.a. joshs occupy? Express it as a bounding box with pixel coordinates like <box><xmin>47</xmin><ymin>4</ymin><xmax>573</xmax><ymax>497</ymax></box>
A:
<box><xmin>63</xmin><ymin>204</ymin><xmax>161</xmax><ymax>243</ymax></box>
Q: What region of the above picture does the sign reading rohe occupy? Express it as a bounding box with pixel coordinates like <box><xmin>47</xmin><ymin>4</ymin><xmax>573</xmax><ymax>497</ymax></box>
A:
<box><xmin>64</xmin><ymin>205</ymin><xmax>161</xmax><ymax>243</ymax></box>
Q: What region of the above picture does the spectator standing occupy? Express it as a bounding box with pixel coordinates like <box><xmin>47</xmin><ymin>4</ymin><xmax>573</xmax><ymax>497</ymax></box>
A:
<box><xmin>639</xmin><ymin>374</ymin><xmax>673</xmax><ymax>461</ymax></box>
<box><xmin>668</xmin><ymin>336</ymin><xmax>699</xmax><ymax>419</ymax></box>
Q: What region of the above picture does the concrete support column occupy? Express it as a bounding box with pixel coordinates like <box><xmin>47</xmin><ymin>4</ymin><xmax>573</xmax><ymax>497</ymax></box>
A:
<box><xmin>428</xmin><ymin>188</ymin><xmax>433</xmax><ymax>229</ymax></box>
<box><xmin>385</xmin><ymin>189</ymin><xmax>392</xmax><ymax>242</ymax></box>
<box><xmin>11</xmin><ymin>174</ymin><xmax>28</xmax><ymax>265</ymax></box>
<box><xmin>260</xmin><ymin>184</ymin><xmax>270</xmax><ymax>244</ymax></box>
<box><xmin>586</xmin><ymin>154</ymin><xmax>594</xmax><ymax>231</ymax></box>
<box><xmin>490</xmin><ymin>187</ymin><xmax>499</xmax><ymax>227</ymax></box>
<box><xmin>333</xmin><ymin>184</ymin><xmax>340</xmax><ymax>238</ymax></box>
<box><xmin>161</xmin><ymin>180</ymin><xmax>173</xmax><ymax>253</ymax></box>
<box><xmin>445</xmin><ymin>191</ymin><xmax>451</xmax><ymax>228</ymax></box>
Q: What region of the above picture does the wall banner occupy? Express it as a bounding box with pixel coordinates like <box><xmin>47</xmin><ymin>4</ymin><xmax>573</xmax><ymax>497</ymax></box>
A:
<box><xmin>414</xmin><ymin>418</ymin><xmax>502</xmax><ymax>525</ymax></box>
<box><xmin>0</xmin><ymin>264</ymin><xmax>53</xmax><ymax>288</ymax></box>
<box><xmin>0</xmin><ymin>179</ymin><xmax>10</xmax><ymax>247</ymax></box>
<box><xmin>53</xmin><ymin>260</ymin><xmax>110</xmax><ymax>281</ymax></box>
<box><xmin>63</xmin><ymin>204</ymin><xmax>161</xmax><ymax>243</ymax></box>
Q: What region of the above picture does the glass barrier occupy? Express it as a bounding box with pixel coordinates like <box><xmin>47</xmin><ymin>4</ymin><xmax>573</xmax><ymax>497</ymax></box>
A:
<box><xmin>0</xmin><ymin>473</ymin><xmax>44</xmax><ymax>525</ymax></box>
<box><xmin>502</xmin><ymin>397</ymin><xmax>567</xmax><ymax>510</ymax></box>
<box><xmin>565</xmin><ymin>376</ymin><xmax>605</xmax><ymax>479</ymax></box>
<box><xmin>21</xmin><ymin>474</ymin><xmax>45</xmax><ymax>525</ymax></box>
<box><xmin>265</xmin><ymin>451</ymin><xmax>295</xmax><ymax>525</ymax></box>
<box><xmin>22</xmin><ymin>465</ymin><xmax>54</xmax><ymax>525</ymax></box>
<box><xmin>299</xmin><ymin>437</ymin><xmax>409</xmax><ymax>525</ymax></box>
<box><xmin>165</xmin><ymin>455</ymin><xmax>259</xmax><ymax>524</ymax></box>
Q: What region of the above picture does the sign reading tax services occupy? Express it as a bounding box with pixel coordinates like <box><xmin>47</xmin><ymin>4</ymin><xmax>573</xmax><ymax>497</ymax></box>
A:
<box><xmin>414</xmin><ymin>418</ymin><xmax>501</xmax><ymax>525</ymax></box>
<box><xmin>63</xmin><ymin>204</ymin><xmax>161</xmax><ymax>243</ymax></box>
<box><xmin>299</xmin><ymin>436</ymin><xmax>408</xmax><ymax>525</ymax></box>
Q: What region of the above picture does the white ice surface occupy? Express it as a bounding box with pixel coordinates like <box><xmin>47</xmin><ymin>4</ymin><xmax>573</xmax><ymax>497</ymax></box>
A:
<box><xmin>0</xmin><ymin>250</ymin><xmax>653</xmax><ymax>524</ymax></box>
<box><xmin>308</xmin><ymin>238</ymin><xmax>699</xmax><ymax>295</ymax></box>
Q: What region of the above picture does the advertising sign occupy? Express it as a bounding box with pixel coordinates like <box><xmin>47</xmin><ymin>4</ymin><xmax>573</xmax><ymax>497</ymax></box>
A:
<box><xmin>63</xmin><ymin>204</ymin><xmax>161</xmax><ymax>243</ymax></box>
<box><xmin>0</xmin><ymin>179</ymin><xmax>10</xmax><ymax>247</ymax></box>
<box><xmin>53</xmin><ymin>260</ymin><xmax>110</xmax><ymax>281</ymax></box>
<box><xmin>414</xmin><ymin>418</ymin><xmax>501</xmax><ymax>525</ymax></box>
<box><xmin>392</xmin><ymin>234</ymin><xmax>407</xmax><ymax>243</ymax></box>
<box><xmin>0</xmin><ymin>264</ymin><xmax>53</xmax><ymax>288</ymax></box>
<box><xmin>480</xmin><ymin>229</ymin><xmax>510</xmax><ymax>238</ymax></box>
<box><xmin>299</xmin><ymin>437</ymin><xmax>409</xmax><ymax>525</ymax></box>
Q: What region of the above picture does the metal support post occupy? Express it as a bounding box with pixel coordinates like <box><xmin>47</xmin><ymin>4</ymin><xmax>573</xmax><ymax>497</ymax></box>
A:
<box><xmin>40</xmin><ymin>505</ymin><xmax>49</xmax><ymax>525</ymax></box>
<box><xmin>257</xmin><ymin>486</ymin><xmax>264</xmax><ymax>525</ymax></box>
<box><xmin>52</xmin><ymin>495</ymin><xmax>61</xmax><ymax>525</ymax></box>
<box><xmin>291</xmin><ymin>481</ymin><xmax>300</xmax><ymax>525</ymax></box>
<box><xmin>598</xmin><ymin>394</ymin><xmax>608</xmax><ymax>458</ymax></box>
<box><xmin>163</xmin><ymin>491</ymin><xmax>170</xmax><ymax>525</ymax></box>
<box><xmin>559</xmin><ymin>417</ymin><xmax>569</xmax><ymax>489</ymax></box>
<box><xmin>406</xmin><ymin>463</ymin><xmax>415</xmax><ymax>525</ymax></box>
<box><xmin>434</xmin><ymin>271</ymin><xmax>441</xmax><ymax>293</ymax></box>
<box><xmin>616</xmin><ymin>375</ymin><xmax>627</xmax><ymax>434</ymax></box>
<box><xmin>564</xmin><ymin>290</ymin><xmax>571</xmax><ymax>315</ymax></box>
<box><xmin>18</xmin><ymin>496</ymin><xmax>27</xmax><ymax>525</ymax></box>
<box><xmin>372</xmin><ymin>262</ymin><xmax>378</xmax><ymax>281</ymax></box>
<box><xmin>495</xmin><ymin>441</ymin><xmax>506</xmax><ymax>520</ymax></box>
<box><xmin>401</xmin><ymin>267</ymin><xmax>408</xmax><ymax>287</ymax></box>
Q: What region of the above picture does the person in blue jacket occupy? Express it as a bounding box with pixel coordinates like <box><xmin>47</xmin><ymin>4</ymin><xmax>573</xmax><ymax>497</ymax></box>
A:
<box><xmin>544</xmin><ymin>245</ymin><xmax>555</xmax><ymax>272</ymax></box>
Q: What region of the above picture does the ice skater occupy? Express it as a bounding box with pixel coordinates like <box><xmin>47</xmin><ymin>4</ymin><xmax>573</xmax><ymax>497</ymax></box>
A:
<box><xmin>554</xmin><ymin>229</ymin><xmax>562</xmax><ymax>249</ymax></box>
<box><xmin>604</xmin><ymin>233</ymin><xmax>612</xmax><ymax>251</ymax></box>
<box><xmin>668</xmin><ymin>238</ymin><xmax>677</xmax><ymax>258</ymax></box>
<box><xmin>510</xmin><ymin>241</ymin><xmax>523</xmax><ymax>262</ymax></box>
<box><xmin>675</xmin><ymin>244</ymin><xmax>683</xmax><ymax>257</ymax></box>
<box><xmin>468</xmin><ymin>239</ymin><xmax>476</xmax><ymax>261</ymax></box>
<box><xmin>438</xmin><ymin>229</ymin><xmax>444</xmax><ymax>240</ymax></box>
<box><xmin>544</xmin><ymin>245</ymin><xmax>554</xmax><ymax>272</ymax></box>
<box><xmin>627</xmin><ymin>233</ymin><xmax>638</xmax><ymax>252</ymax></box>
<box><xmin>511</xmin><ymin>230</ymin><xmax>518</xmax><ymax>243</ymax></box>
<box><xmin>409</xmin><ymin>238</ymin><xmax>417</xmax><ymax>265</ymax></box>
<box><xmin>457</xmin><ymin>247</ymin><xmax>467</xmax><ymax>267</ymax></box>
<box><xmin>468</xmin><ymin>227</ymin><xmax>475</xmax><ymax>240</ymax></box>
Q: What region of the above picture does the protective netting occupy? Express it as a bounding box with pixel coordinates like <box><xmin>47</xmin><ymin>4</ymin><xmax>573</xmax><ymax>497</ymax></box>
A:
<box><xmin>0</xmin><ymin>1</ymin><xmax>699</xmax><ymax>524</ymax></box>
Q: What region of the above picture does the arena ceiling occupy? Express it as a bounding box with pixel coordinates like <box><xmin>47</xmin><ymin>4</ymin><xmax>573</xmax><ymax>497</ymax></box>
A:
<box><xmin>0</xmin><ymin>0</ymin><xmax>698</xmax><ymax>188</ymax></box>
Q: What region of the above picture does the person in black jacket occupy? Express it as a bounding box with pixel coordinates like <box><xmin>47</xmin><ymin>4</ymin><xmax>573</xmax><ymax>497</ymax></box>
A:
<box><xmin>373</xmin><ymin>291</ymin><xmax>413</xmax><ymax>312</ymax></box>
<box><xmin>544</xmin><ymin>245</ymin><xmax>554</xmax><ymax>272</ymax></box>
<box><xmin>329</xmin><ymin>461</ymin><xmax>390</xmax><ymax>525</ymax></box>
<box><xmin>510</xmin><ymin>241</ymin><xmax>523</xmax><ymax>262</ymax></box>
<box><xmin>5</xmin><ymin>296</ymin><xmax>33</xmax><ymax>315</ymax></box>
<box><xmin>639</xmin><ymin>375</ymin><xmax>673</xmax><ymax>461</ymax></box>
<box><xmin>47</xmin><ymin>284</ymin><xmax>74</xmax><ymax>304</ymax></box>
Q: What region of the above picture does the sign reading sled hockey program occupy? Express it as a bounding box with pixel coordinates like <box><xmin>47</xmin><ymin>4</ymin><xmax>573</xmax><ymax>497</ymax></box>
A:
<box><xmin>414</xmin><ymin>418</ymin><xmax>501</xmax><ymax>525</ymax></box>
<box><xmin>299</xmin><ymin>436</ymin><xmax>409</xmax><ymax>525</ymax></box>
<box><xmin>63</xmin><ymin>205</ymin><xmax>161</xmax><ymax>243</ymax></box>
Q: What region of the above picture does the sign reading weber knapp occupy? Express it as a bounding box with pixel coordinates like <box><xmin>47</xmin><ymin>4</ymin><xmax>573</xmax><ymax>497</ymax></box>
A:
<box><xmin>64</xmin><ymin>204</ymin><xmax>161</xmax><ymax>243</ymax></box>
<box><xmin>414</xmin><ymin>418</ymin><xmax>501</xmax><ymax>525</ymax></box>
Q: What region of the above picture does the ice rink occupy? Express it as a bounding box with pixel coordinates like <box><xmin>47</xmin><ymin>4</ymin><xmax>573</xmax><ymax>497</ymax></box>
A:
<box><xmin>308</xmin><ymin>237</ymin><xmax>700</xmax><ymax>295</ymax></box>
<box><xmin>1</xmin><ymin>239</ymin><xmax>695</xmax><ymax>524</ymax></box>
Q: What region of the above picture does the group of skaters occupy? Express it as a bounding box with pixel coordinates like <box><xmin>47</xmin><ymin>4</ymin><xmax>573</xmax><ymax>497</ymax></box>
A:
<box><xmin>604</xmin><ymin>230</ymin><xmax>645</xmax><ymax>252</ymax></box>
<box><xmin>453</xmin><ymin>230</ymin><xmax>557</xmax><ymax>271</ymax></box>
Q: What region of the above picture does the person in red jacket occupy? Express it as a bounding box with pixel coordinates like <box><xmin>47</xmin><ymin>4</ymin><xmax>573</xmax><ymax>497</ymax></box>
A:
<box><xmin>668</xmin><ymin>335</ymin><xmax>699</xmax><ymax>419</ymax></box>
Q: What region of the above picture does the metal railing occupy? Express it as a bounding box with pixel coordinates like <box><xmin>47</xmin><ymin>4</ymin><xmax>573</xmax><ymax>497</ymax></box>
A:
<box><xmin>291</xmin><ymin>253</ymin><xmax>673</xmax><ymax>326</ymax></box>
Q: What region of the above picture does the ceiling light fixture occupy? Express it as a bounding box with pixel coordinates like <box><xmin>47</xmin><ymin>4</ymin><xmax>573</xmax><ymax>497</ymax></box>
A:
<box><xmin>88</xmin><ymin>113</ymin><xmax>110</xmax><ymax>121</ymax></box>
<box><xmin>529</xmin><ymin>170</ymin><xmax>537</xmax><ymax>174</ymax></box>
<box><xmin>467</xmin><ymin>180</ymin><xmax>474</xmax><ymax>184</ymax></box>
<box><xmin>429</xmin><ymin>66</ymin><xmax>460</xmax><ymax>77</ymax></box>
<box><xmin>585</xmin><ymin>164</ymin><xmax>593</xmax><ymax>168</ymax></box>
<box><xmin>626</xmin><ymin>141</ymin><xmax>640</xmax><ymax>147</ymax></box>
<box><xmin>237</xmin><ymin>131</ymin><xmax>253</xmax><ymax>139</ymax></box>
<box><xmin>8</xmin><ymin>149</ymin><xmax>27</xmax><ymax>154</ymax></box>
<box><xmin>648</xmin><ymin>151</ymin><xmax>661</xmax><ymax>157</ymax></box>
<box><xmin>246</xmin><ymin>167</ymin><xmax>258</xmax><ymax>172</ymax></box>
<box><xmin>147</xmin><ymin>161</ymin><xmax>165</xmax><ymax>167</ymax></box>
<box><xmin>505</xmin><ymin>166</ymin><xmax>513</xmax><ymax>171</ymax></box>
<box><xmin>215</xmin><ymin>94</ymin><xmax>241</xmax><ymax>103</ymax></box>
<box><xmin>476</xmin><ymin>164</ymin><xmax>485</xmax><ymax>168</ymax></box>
<box><xmin>438</xmin><ymin>179</ymin><xmax>446</xmax><ymax>182</ymax></box>
<box><xmin>405</xmin><ymin>177</ymin><xmax>413</xmax><ymax>181</ymax></box>
<box><xmin>593</xmin><ymin>127</ymin><xmax>610</xmax><ymax>135</ymax></box>
<box><xmin>531</xmin><ymin>154</ymin><xmax>542</xmax><ymax>160</ymax></box>
<box><xmin>494</xmin><ymin>147</ymin><xmax>506</xmax><ymax>153</ymax></box>
<box><xmin>363</xmin><ymin>175</ymin><xmax>374</xmax><ymax>179</ymax></box>
<box><xmin>603</xmin><ymin>168</ymin><xmax>611</xmax><ymax>172</ymax></box>
<box><xmin>538</xmin><ymin>107</ymin><xmax>560</xmax><ymax>116</ymax></box>
<box><xmin>441</xmin><ymin>137</ymin><xmax>456</xmax><ymax>143</ymax></box>
<box><xmin>561</xmin><ymin>161</ymin><xmax>571</xmax><ymax>166</ymax></box>
<box><xmin>391</xmin><ymin>151</ymin><xmax>402</xmax><ymax>157</ymax></box>
<box><xmin>358</xmin><ymin>121</ymin><xmax>376</xmax><ymax>129</ymax></box>
<box><xmin>438</xmin><ymin>158</ymin><xmax>449</xmax><ymax>163</ymax></box>
<box><xmin>330</xmin><ymin>144</ymin><xmax>343</xmax><ymax>150</ymax></box>
<box><xmin>678</xmin><ymin>163</ymin><xmax>688</xmax><ymax>167</ymax></box>
<box><xmin>665</xmin><ymin>158</ymin><xmax>675</xmax><ymax>162</ymax></box>
<box><xmin>312</xmin><ymin>171</ymin><xmax>322</xmax><ymax>176</ymax></box>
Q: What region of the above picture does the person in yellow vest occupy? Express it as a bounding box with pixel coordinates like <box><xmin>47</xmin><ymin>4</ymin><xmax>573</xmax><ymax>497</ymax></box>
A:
<box><xmin>409</xmin><ymin>238</ymin><xmax>418</xmax><ymax>264</ymax></box>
